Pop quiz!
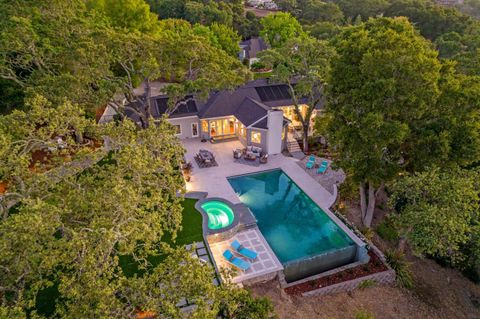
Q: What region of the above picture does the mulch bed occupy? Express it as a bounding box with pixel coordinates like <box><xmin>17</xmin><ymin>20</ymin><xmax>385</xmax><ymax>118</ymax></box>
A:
<box><xmin>285</xmin><ymin>250</ymin><xmax>388</xmax><ymax>295</ymax></box>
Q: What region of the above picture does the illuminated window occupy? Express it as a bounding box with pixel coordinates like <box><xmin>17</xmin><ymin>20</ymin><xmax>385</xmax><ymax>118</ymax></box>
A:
<box><xmin>201</xmin><ymin>120</ymin><xmax>208</xmax><ymax>132</ymax></box>
<box><xmin>251</xmin><ymin>131</ymin><xmax>262</xmax><ymax>144</ymax></box>
<box><xmin>174</xmin><ymin>124</ymin><xmax>181</xmax><ymax>135</ymax></box>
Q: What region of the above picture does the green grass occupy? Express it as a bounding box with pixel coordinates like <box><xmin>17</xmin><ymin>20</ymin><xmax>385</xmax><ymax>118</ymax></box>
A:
<box><xmin>119</xmin><ymin>198</ymin><xmax>204</xmax><ymax>277</ymax></box>
<box><xmin>36</xmin><ymin>199</ymin><xmax>204</xmax><ymax>316</ymax></box>
<box><xmin>163</xmin><ymin>198</ymin><xmax>203</xmax><ymax>246</ymax></box>
<box><xmin>253</xmin><ymin>71</ymin><xmax>272</xmax><ymax>79</ymax></box>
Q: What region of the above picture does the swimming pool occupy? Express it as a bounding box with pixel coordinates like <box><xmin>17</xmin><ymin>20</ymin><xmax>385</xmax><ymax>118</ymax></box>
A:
<box><xmin>228</xmin><ymin>169</ymin><xmax>363</xmax><ymax>281</ymax></box>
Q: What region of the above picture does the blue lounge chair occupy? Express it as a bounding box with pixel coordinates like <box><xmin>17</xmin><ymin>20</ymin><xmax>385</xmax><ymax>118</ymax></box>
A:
<box><xmin>317</xmin><ymin>160</ymin><xmax>329</xmax><ymax>174</ymax></box>
<box><xmin>306</xmin><ymin>155</ymin><xmax>316</xmax><ymax>169</ymax></box>
<box><xmin>231</xmin><ymin>240</ymin><xmax>258</xmax><ymax>260</ymax></box>
<box><xmin>306</xmin><ymin>160</ymin><xmax>315</xmax><ymax>169</ymax></box>
<box><xmin>223</xmin><ymin>249</ymin><xmax>251</xmax><ymax>271</ymax></box>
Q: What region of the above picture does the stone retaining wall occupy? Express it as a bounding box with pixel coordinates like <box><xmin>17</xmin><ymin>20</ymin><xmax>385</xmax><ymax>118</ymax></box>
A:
<box><xmin>242</xmin><ymin>271</ymin><xmax>281</xmax><ymax>286</ymax></box>
<box><xmin>301</xmin><ymin>269</ymin><xmax>396</xmax><ymax>297</ymax></box>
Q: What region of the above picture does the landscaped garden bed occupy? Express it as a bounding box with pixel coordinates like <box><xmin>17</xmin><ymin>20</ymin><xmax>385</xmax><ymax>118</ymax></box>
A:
<box><xmin>284</xmin><ymin>250</ymin><xmax>391</xmax><ymax>296</ymax></box>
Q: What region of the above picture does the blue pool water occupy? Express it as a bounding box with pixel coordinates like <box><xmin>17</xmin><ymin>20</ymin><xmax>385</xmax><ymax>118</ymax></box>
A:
<box><xmin>228</xmin><ymin>169</ymin><xmax>355</xmax><ymax>264</ymax></box>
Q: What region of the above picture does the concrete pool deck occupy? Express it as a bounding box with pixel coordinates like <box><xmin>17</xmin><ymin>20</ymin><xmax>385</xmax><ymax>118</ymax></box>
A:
<box><xmin>183</xmin><ymin>138</ymin><xmax>337</xmax><ymax>208</ymax></box>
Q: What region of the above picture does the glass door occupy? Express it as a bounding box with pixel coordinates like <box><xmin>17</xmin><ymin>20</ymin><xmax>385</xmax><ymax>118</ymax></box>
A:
<box><xmin>191</xmin><ymin>122</ymin><xmax>199</xmax><ymax>137</ymax></box>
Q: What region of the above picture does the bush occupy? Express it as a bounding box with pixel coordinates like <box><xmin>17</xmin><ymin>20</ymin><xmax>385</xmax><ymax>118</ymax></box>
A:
<box><xmin>360</xmin><ymin>226</ymin><xmax>375</xmax><ymax>241</ymax></box>
<box><xmin>250</xmin><ymin>61</ymin><xmax>266</xmax><ymax>71</ymax></box>
<box><xmin>338</xmin><ymin>177</ymin><xmax>358</xmax><ymax>201</ymax></box>
<box><xmin>376</xmin><ymin>218</ymin><xmax>399</xmax><ymax>243</ymax></box>
<box><xmin>385</xmin><ymin>249</ymin><xmax>414</xmax><ymax>289</ymax></box>
<box><xmin>355</xmin><ymin>309</ymin><xmax>374</xmax><ymax>319</ymax></box>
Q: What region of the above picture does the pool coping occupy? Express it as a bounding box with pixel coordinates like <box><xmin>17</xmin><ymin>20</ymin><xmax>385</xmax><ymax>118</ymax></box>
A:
<box><xmin>195</xmin><ymin>197</ymin><xmax>240</xmax><ymax>236</ymax></box>
<box><xmin>195</xmin><ymin>197</ymin><xmax>257</xmax><ymax>240</ymax></box>
<box><xmin>226</xmin><ymin>168</ymin><xmax>366</xmax><ymax>249</ymax></box>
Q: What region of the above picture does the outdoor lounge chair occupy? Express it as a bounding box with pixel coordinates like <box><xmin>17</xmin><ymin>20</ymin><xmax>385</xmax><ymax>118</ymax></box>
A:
<box><xmin>306</xmin><ymin>155</ymin><xmax>316</xmax><ymax>169</ymax></box>
<box><xmin>231</xmin><ymin>240</ymin><xmax>258</xmax><ymax>260</ymax></box>
<box><xmin>223</xmin><ymin>249</ymin><xmax>251</xmax><ymax>271</ymax></box>
<box><xmin>317</xmin><ymin>160</ymin><xmax>329</xmax><ymax>174</ymax></box>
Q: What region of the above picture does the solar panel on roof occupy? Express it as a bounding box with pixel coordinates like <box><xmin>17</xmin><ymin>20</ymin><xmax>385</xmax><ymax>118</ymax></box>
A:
<box><xmin>255</xmin><ymin>85</ymin><xmax>291</xmax><ymax>102</ymax></box>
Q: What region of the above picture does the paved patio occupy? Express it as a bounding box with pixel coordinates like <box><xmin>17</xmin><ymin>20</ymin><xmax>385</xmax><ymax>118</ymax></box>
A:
<box><xmin>297</xmin><ymin>156</ymin><xmax>346</xmax><ymax>195</ymax></box>
<box><xmin>182</xmin><ymin>138</ymin><xmax>337</xmax><ymax>208</ymax></box>
<box><xmin>208</xmin><ymin>228</ymin><xmax>283</xmax><ymax>284</ymax></box>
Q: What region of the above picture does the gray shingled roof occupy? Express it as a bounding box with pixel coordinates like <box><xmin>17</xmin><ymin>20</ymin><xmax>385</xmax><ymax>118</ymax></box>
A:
<box><xmin>239</xmin><ymin>37</ymin><xmax>268</xmax><ymax>60</ymax></box>
<box><xmin>126</xmin><ymin>79</ymin><xmax>314</xmax><ymax>126</ymax></box>
<box><xmin>233</xmin><ymin>98</ymin><xmax>268</xmax><ymax>127</ymax></box>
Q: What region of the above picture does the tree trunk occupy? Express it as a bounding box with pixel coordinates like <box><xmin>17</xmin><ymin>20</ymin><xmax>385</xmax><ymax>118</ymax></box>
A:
<box><xmin>303</xmin><ymin>123</ymin><xmax>309</xmax><ymax>153</ymax></box>
<box><xmin>364</xmin><ymin>182</ymin><xmax>376</xmax><ymax>227</ymax></box>
<box><xmin>144</xmin><ymin>78</ymin><xmax>152</xmax><ymax>122</ymax></box>
<box><xmin>74</xmin><ymin>128</ymin><xmax>84</xmax><ymax>144</ymax></box>
<box><xmin>359</xmin><ymin>181</ymin><xmax>376</xmax><ymax>228</ymax></box>
<box><xmin>359</xmin><ymin>182</ymin><xmax>367</xmax><ymax>222</ymax></box>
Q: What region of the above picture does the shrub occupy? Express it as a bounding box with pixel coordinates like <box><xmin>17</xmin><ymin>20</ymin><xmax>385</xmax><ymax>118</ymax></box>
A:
<box><xmin>358</xmin><ymin>279</ymin><xmax>376</xmax><ymax>289</ymax></box>
<box><xmin>250</xmin><ymin>61</ymin><xmax>266</xmax><ymax>71</ymax></box>
<box><xmin>376</xmin><ymin>218</ymin><xmax>399</xmax><ymax>243</ymax></box>
<box><xmin>355</xmin><ymin>309</ymin><xmax>374</xmax><ymax>319</ymax></box>
<box><xmin>360</xmin><ymin>226</ymin><xmax>375</xmax><ymax>241</ymax></box>
<box><xmin>385</xmin><ymin>249</ymin><xmax>414</xmax><ymax>289</ymax></box>
<box><xmin>338</xmin><ymin>177</ymin><xmax>358</xmax><ymax>201</ymax></box>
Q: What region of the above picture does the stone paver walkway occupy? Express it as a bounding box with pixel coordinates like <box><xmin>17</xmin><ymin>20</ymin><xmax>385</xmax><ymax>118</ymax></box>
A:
<box><xmin>208</xmin><ymin>228</ymin><xmax>283</xmax><ymax>284</ymax></box>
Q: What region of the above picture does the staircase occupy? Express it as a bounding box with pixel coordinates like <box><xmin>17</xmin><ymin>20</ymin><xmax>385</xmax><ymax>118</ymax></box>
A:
<box><xmin>287</xmin><ymin>139</ymin><xmax>302</xmax><ymax>153</ymax></box>
<box><xmin>287</xmin><ymin>139</ymin><xmax>305</xmax><ymax>159</ymax></box>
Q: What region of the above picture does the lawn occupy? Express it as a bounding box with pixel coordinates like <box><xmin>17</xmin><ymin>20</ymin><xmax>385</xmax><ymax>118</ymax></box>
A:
<box><xmin>163</xmin><ymin>198</ymin><xmax>203</xmax><ymax>246</ymax></box>
<box><xmin>36</xmin><ymin>198</ymin><xmax>204</xmax><ymax>316</ymax></box>
<box><xmin>119</xmin><ymin>198</ymin><xmax>204</xmax><ymax>277</ymax></box>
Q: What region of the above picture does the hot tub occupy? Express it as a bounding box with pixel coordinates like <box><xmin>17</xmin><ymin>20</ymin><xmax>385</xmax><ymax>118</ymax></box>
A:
<box><xmin>201</xmin><ymin>200</ymin><xmax>235</xmax><ymax>229</ymax></box>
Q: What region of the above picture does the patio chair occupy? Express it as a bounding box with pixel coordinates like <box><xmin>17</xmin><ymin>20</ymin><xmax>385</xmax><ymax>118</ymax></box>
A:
<box><xmin>233</xmin><ymin>149</ymin><xmax>242</xmax><ymax>159</ymax></box>
<box><xmin>223</xmin><ymin>249</ymin><xmax>251</xmax><ymax>271</ymax></box>
<box><xmin>305</xmin><ymin>155</ymin><xmax>316</xmax><ymax>169</ymax></box>
<box><xmin>231</xmin><ymin>240</ymin><xmax>258</xmax><ymax>260</ymax></box>
<box><xmin>259</xmin><ymin>154</ymin><xmax>268</xmax><ymax>164</ymax></box>
<box><xmin>317</xmin><ymin>160</ymin><xmax>329</xmax><ymax>174</ymax></box>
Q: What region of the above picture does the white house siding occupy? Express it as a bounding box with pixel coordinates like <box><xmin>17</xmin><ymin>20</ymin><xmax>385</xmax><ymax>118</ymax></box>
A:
<box><xmin>247</xmin><ymin>128</ymin><xmax>268</xmax><ymax>152</ymax></box>
<box><xmin>266</xmin><ymin>110</ymin><xmax>283</xmax><ymax>155</ymax></box>
<box><xmin>168</xmin><ymin>117</ymin><xmax>200</xmax><ymax>139</ymax></box>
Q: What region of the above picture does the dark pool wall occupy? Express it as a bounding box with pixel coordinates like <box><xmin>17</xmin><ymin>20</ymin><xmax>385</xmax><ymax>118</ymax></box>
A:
<box><xmin>283</xmin><ymin>245</ymin><xmax>362</xmax><ymax>283</ymax></box>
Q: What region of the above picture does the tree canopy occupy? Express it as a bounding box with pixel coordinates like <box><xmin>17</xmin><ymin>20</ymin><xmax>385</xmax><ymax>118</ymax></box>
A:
<box><xmin>389</xmin><ymin>167</ymin><xmax>480</xmax><ymax>278</ymax></box>
<box><xmin>325</xmin><ymin>17</ymin><xmax>442</xmax><ymax>227</ymax></box>
<box><xmin>259</xmin><ymin>34</ymin><xmax>334</xmax><ymax>152</ymax></box>
<box><xmin>260</xmin><ymin>12</ymin><xmax>304</xmax><ymax>48</ymax></box>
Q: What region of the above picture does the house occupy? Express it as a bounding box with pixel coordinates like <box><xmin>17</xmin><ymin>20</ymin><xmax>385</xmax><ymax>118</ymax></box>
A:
<box><xmin>239</xmin><ymin>37</ymin><xmax>268</xmax><ymax>66</ymax></box>
<box><xmin>435</xmin><ymin>0</ymin><xmax>463</xmax><ymax>5</ymax></box>
<box><xmin>124</xmin><ymin>79</ymin><xmax>314</xmax><ymax>155</ymax></box>
<box><xmin>245</xmin><ymin>0</ymin><xmax>278</xmax><ymax>10</ymax></box>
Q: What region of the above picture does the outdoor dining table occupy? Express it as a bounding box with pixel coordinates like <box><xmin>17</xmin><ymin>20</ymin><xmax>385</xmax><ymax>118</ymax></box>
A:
<box><xmin>199</xmin><ymin>149</ymin><xmax>213</xmax><ymax>162</ymax></box>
